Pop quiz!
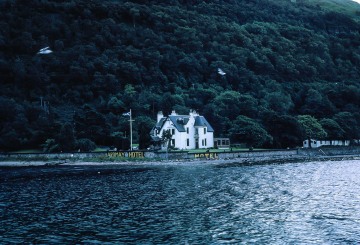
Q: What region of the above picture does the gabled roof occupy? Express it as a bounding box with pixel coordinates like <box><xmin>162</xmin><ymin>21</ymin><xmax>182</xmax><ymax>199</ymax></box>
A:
<box><xmin>154</xmin><ymin>117</ymin><xmax>166</xmax><ymax>130</ymax></box>
<box><xmin>194</xmin><ymin>116</ymin><xmax>214</xmax><ymax>132</ymax></box>
<box><xmin>153</xmin><ymin>112</ymin><xmax>214</xmax><ymax>133</ymax></box>
<box><xmin>169</xmin><ymin>115</ymin><xmax>190</xmax><ymax>132</ymax></box>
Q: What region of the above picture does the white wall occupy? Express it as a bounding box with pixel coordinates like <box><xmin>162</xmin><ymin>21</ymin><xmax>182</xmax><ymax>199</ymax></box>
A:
<box><xmin>196</xmin><ymin>127</ymin><xmax>214</xmax><ymax>149</ymax></box>
<box><xmin>155</xmin><ymin>116</ymin><xmax>214</xmax><ymax>150</ymax></box>
<box><xmin>303</xmin><ymin>139</ymin><xmax>351</xmax><ymax>148</ymax></box>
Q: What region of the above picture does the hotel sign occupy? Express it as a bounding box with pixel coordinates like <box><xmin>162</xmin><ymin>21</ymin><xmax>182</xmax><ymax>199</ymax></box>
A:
<box><xmin>194</xmin><ymin>152</ymin><xmax>218</xmax><ymax>159</ymax></box>
<box><xmin>107</xmin><ymin>151</ymin><xmax>145</xmax><ymax>158</ymax></box>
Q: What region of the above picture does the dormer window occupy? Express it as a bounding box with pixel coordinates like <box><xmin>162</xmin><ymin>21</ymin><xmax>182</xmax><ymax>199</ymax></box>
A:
<box><xmin>204</xmin><ymin>128</ymin><xmax>207</xmax><ymax>134</ymax></box>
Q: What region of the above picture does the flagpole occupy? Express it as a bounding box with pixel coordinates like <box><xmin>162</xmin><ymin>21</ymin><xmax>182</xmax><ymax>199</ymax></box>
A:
<box><xmin>129</xmin><ymin>109</ymin><xmax>133</xmax><ymax>150</ymax></box>
<box><xmin>123</xmin><ymin>110</ymin><xmax>134</xmax><ymax>150</ymax></box>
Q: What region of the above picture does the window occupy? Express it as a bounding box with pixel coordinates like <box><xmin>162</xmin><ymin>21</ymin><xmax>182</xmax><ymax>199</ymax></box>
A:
<box><xmin>195</xmin><ymin>128</ymin><xmax>198</xmax><ymax>135</ymax></box>
<box><xmin>171</xmin><ymin>139</ymin><xmax>175</xmax><ymax>146</ymax></box>
<box><xmin>172</xmin><ymin>129</ymin><xmax>175</xmax><ymax>135</ymax></box>
<box><xmin>187</xmin><ymin>139</ymin><xmax>189</xmax><ymax>146</ymax></box>
<box><xmin>204</xmin><ymin>128</ymin><xmax>207</xmax><ymax>134</ymax></box>
<box><xmin>205</xmin><ymin>139</ymin><xmax>207</xmax><ymax>146</ymax></box>
<box><xmin>186</xmin><ymin>127</ymin><xmax>189</xmax><ymax>134</ymax></box>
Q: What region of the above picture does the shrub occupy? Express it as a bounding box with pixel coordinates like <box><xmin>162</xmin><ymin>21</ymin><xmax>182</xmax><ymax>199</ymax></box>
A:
<box><xmin>76</xmin><ymin>138</ymin><xmax>97</xmax><ymax>152</ymax></box>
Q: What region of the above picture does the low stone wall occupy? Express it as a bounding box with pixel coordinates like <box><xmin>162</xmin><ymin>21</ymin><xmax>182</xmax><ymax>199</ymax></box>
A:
<box><xmin>219</xmin><ymin>149</ymin><xmax>298</xmax><ymax>159</ymax></box>
<box><xmin>297</xmin><ymin>146</ymin><xmax>360</xmax><ymax>157</ymax></box>
<box><xmin>0</xmin><ymin>151</ymin><xmax>189</xmax><ymax>161</ymax></box>
<box><xmin>0</xmin><ymin>152</ymin><xmax>96</xmax><ymax>160</ymax></box>
<box><xmin>2</xmin><ymin>147</ymin><xmax>360</xmax><ymax>162</ymax></box>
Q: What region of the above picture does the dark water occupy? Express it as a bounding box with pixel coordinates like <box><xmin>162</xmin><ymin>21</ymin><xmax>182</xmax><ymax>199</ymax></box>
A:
<box><xmin>1</xmin><ymin>160</ymin><xmax>360</xmax><ymax>244</ymax></box>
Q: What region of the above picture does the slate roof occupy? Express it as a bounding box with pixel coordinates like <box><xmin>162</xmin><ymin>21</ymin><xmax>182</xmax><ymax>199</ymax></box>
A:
<box><xmin>169</xmin><ymin>115</ymin><xmax>190</xmax><ymax>132</ymax></box>
<box><xmin>154</xmin><ymin>117</ymin><xmax>167</xmax><ymax>131</ymax></box>
<box><xmin>194</xmin><ymin>116</ymin><xmax>214</xmax><ymax>132</ymax></box>
<box><xmin>152</xmin><ymin>113</ymin><xmax>214</xmax><ymax>134</ymax></box>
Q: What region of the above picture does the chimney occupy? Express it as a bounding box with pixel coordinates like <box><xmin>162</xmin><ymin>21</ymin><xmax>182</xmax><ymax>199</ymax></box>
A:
<box><xmin>171</xmin><ymin>110</ymin><xmax>177</xmax><ymax>116</ymax></box>
<box><xmin>189</xmin><ymin>109</ymin><xmax>198</xmax><ymax>117</ymax></box>
<box><xmin>157</xmin><ymin>111</ymin><xmax>163</xmax><ymax>122</ymax></box>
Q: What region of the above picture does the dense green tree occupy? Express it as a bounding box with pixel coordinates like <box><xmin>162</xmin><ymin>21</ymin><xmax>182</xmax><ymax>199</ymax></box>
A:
<box><xmin>107</xmin><ymin>96</ymin><xmax>125</xmax><ymax>113</ymax></box>
<box><xmin>58</xmin><ymin>123</ymin><xmax>76</xmax><ymax>152</ymax></box>
<box><xmin>2</xmin><ymin>0</ymin><xmax>360</xmax><ymax>151</ymax></box>
<box><xmin>300</xmin><ymin>88</ymin><xmax>336</xmax><ymax>118</ymax></box>
<box><xmin>42</xmin><ymin>139</ymin><xmax>59</xmax><ymax>153</ymax></box>
<box><xmin>229</xmin><ymin>115</ymin><xmax>272</xmax><ymax>148</ymax></box>
<box><xmin>136</xmin><ymin>116</ymin><xmax>155</xmax><ymax>150</ymax></box>
<box><xmin>212</xmin><ymin>91</ymin><xmax>258</xmax><ymax>120</ymax></box>
<box><xmin>297</xmin><ymin>115</ymin><xmax>327</xmax><ymax>147</ymax></box>
<box><xmin>263</xmin><ymin>113</ymin><xmax>303</xmax><ymax>148</ymax></box>
<box><xmin>263</xmin><ymin>92</ymin><xmax>294</xmax><ymax>114</ymax></box>
<box><xmin>160</xmin><ymin>92</ymin><xmax>185</xmax><ymax>115</ymax></box>
<box><xmin>161</xmin><ymin>129</ymin><xmax>172</xmax><ymax>150</ymax></box>
<box><xmin>74</xmin><ymin>105</ymin><xmax>110</xmax><ymax>146</ymax></box>
<box><xmin>333</xmin><ymin>112</ymin><xmax>360</xmax><ymax>140</ymax></box>
<box><xmin>76</xmin><ymin>138</ymin><xmax>97</xmax><ymax>152</ymax></box>
<box><xmin>319</xmin><ymin>118</ymin><xmax>346</xmax><ymax>140</ymax></box>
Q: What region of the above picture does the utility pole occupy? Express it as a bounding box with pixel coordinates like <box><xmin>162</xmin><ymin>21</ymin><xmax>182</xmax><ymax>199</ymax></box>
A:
<box><xmin>123</xmin><ymin>109</ymin><xmax>135</xmax><ymax>150</ymax></box>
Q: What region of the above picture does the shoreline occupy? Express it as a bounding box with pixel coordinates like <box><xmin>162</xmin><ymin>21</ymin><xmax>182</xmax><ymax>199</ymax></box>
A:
<box><xmin>1</xmin><ymin>154</ymin><xmax>359</xmax><ymax>167</ymax></box>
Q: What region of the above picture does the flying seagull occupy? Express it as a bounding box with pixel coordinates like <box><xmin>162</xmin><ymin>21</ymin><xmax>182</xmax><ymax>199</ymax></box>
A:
<box><xmin>218</xmin><ymin>68</ymin><xmax>226</xmax><ymax>76</ymax></box>
<box><xmin>37</xmin><ymin>47</ymin><xmax>53</xmax><ymax>54</ymax></box>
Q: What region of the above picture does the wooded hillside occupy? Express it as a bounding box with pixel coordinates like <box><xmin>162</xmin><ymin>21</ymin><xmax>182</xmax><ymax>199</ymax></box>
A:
<box><xmin>1</xmin><ymin>0</ymin><xmax>360</xmax><ymax>151</ymax></box>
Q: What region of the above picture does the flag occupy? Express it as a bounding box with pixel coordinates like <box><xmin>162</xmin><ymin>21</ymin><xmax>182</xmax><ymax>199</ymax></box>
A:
<box><xmin>122</xmin><ymin>111</ymin><xmax>131</xmax><ymax>116</ymax></box>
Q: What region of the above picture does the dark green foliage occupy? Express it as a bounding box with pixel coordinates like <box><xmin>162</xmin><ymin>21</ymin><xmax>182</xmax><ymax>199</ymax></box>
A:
<box><xmin>42</xmin><ymin>139</ymin><xmax>59</xmax><ymax>153</ymax></box>
<box><xmin>229</xmin><ymin>115</ymin><xmax>273</xmax><ymax>148</ymax></box>
<box><xmin>297</xmin><ymin>115</ymin><xmax>327</xmax><ymax>141</ymax></box>
<box><xmin>1</xmin><ymin>0</ymin><xmax>360</xmax><ymax>151</ymax></box>
<box><xmin>333</xmin><ymin>112</ymin><xmax>360</xmax><ymax>140</ymax></box>
<box><xmin>76</xmin><ymin>138</ymin><xmax>97</xmax><ymax>152</ymax></box>
<box><xmin>136</xmin><ymin>116</ymin><xmax>155</xmax><ymax>150</ymax></box>
<box><xmin>161</xmin><ymin>129</ymin><xmax>172</xmax><ymax>149</ymax></box>
<box><xmin>319</xmin><ymin>118</ymin><xmax>345</xmax><ymax>140</ymax></box>
<box><xmin>263</xmin><ymin>113</ymin><xmax>304</xmax><ymax>148</ymax></box>
<box><xmin>58</xmin><ymin>123</ymin><xmax>76</xmax><ymax>152</ymax></box>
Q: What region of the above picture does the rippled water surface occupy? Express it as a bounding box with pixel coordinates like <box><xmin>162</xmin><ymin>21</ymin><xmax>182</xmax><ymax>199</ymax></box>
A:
<box><xmin>1</xmin><ymin>160</ymin><xmax>360</xmax><ymax>244</ymax></box>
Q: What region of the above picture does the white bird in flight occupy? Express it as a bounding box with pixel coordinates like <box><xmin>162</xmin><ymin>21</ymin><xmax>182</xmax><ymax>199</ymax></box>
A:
<box><xmin>38</xmin><ymin>47</ymin><xmax>53</xmax><ymax>54</ymax></box>
<box><xmin>218</xmin><ymin>68</ymin><xmax>226</xmax><ymax>76</ymax></box>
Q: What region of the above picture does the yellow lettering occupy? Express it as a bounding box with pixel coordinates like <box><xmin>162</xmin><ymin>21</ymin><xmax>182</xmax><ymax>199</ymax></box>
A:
<box><xmin>194</xmin><ymin>152</ymin><xmax>218</xmax><ymax>159</ymax></box>
<box><xmin>128</xmin><ymin>151</ymin><xmax>144</xmax><ymax>158</ymax></box>
<box><xmin>107</xmin><ymin>152</ymin><xmax>125</xmax><ymax>158</ymax></box>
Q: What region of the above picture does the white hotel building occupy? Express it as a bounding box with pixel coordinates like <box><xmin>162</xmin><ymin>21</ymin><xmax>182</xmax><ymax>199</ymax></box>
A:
<box><xmin>150</xmin><ymin>110</ymin><xmax>214</xmax><ymax>150</ymax></box>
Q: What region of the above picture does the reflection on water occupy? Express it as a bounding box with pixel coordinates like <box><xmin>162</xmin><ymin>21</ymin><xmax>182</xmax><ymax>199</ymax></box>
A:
<box><xmin>1</xmin><ymin>160</ymin><xmax>360</xmax><ymax>244</ymax></box>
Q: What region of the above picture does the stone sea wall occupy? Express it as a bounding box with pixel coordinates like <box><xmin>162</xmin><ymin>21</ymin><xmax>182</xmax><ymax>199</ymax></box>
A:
<box><xmin>1</xmin><ymin>147</ymin><xmax>360</xmax><ymax>162</ymax></box>
<box><xmin>297</xmin><ymin>146</ymin><xmax>360</xmax><ymax>157</ymax></box>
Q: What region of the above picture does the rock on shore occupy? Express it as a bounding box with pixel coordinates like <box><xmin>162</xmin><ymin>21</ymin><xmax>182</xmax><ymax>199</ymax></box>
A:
<box><xmin>1</xmin><ymin>154</ymin><xmax>359</xmax><ymax>167</ymax></box>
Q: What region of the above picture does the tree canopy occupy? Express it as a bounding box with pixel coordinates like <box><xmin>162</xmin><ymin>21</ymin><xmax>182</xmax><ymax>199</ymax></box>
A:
<box><xmin>1</xmin><ymin>0</ymin><xmax>360</xmax><ymax>151</ymax></box>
